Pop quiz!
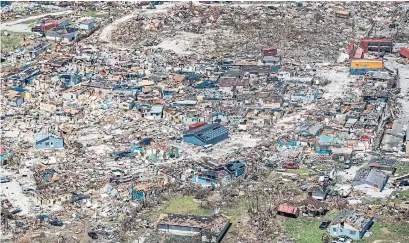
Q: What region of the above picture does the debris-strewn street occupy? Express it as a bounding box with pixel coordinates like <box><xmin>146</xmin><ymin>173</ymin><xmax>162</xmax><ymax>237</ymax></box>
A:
<box><xmin>1</xmin><ymin>1</ymin><xmax>409</xmax><ymax>243</ymax></box>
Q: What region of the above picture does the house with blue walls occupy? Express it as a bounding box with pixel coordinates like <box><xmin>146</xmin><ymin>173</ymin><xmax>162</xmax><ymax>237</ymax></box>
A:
<box><xmin>59</xmin><ymin>73</ymin><xmax>82</xmax><ymax>89</ymax></box>
<box><xmin>8</xmin><ymin>96</ymin><xmax>24</xmax><ymax>107</ymax></box>
<box><xmin>216</xmin><ymin>160</ymin><xmax>246</xmax><ymax>185</ymax></box>
<box><xmin>146</xmin><ymin>106</ymin><xmax>163</xmax><ymax>120</ymax></box>
<box><xmin>212</xmin><ymin>112</ymin><xmax>229</xmax><ymax>123</ymax></box>
<box><xmin>315</xmin><ymin>145</ymin><xmax>331</xmax><ymax>156</ymax></box>
<box><xmin>35</xmin><ymin>135</ymin><xmax>64</xmax><ymax>150</ymax></box>
<box><xmin>101</xmin><ymin>99</ymin><xmax>114</xmax><ymax>110</ymax></box>
<box><xmin>79</xmin><ymin>19</ymin><xmax>95</xmax><ymax>30</ymax></box>
<box><xmin>192</xmin><ymin>160</ymin><xmax>246</xmax><ymax>187</ymax></box>
<box><xmin>180</xmin><ymin>113</ymin><xmax>203</xmax><ymax>125</ymax></box>
<box><xmin>1</xmin><ymin>146</ymin><xmax>13</xmax><ymax>162</ymax></box>
<box><xmin>191</xmin><ymin>171</ymin><xmax>218</xmax><ymax>187</ymax></box>
<box><xmin>328</xmin><ymin>210</ymin><xmax>373</xmax><ymax>240</ymax></box>
<box><xmin>194</xmin><ymin>80</ymin><xmax>218</xmax><ymax>89</ymax></box>
<box><xmin>162</xmin><ymin>88</ymin><xmax>179</xmax><ymax>99</ymax></box>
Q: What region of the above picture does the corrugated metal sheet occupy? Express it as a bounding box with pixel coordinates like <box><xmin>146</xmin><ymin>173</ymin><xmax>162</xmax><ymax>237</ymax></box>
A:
<box><xmin>354</xmin><ymin>48</ymin><xmax>363</xmax><ymax>59</ymax></box>
<box><xmin>350</xmin><ymin>59</ymin><xmax>384</xmax><ymax>69</ymax></box>
<box><xmin>400</xmin><ymin>48</ymin><xmax>409</xmax><ymax>58</ymax></box>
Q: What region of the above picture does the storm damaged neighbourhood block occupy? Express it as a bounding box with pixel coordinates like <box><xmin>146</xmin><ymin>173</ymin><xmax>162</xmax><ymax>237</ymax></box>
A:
<box><xmin>157</xmin><ymin>214</ymin><xmax>230</xmax><ymax>243</ymax></box>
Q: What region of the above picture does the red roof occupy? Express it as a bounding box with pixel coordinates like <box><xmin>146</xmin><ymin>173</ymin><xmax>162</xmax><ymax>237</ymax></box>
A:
<box><xmin>1</xmin><ymin>146</ymin><xmax>7</xmax><ymax>155</ymax></box>
<box><xmin>361</xmin><ymin>38</ymin><xmax>392</xmax><ymax>43</ymax></box>
<box><xmin>188</xmin><ymin>122</ymin><xmax>206</xmax><ymax>130</ymax></box>
<box><xmin>277</xmin><ymin>204</ymin><xmax>298</xmax><ymax>215</ymax></box>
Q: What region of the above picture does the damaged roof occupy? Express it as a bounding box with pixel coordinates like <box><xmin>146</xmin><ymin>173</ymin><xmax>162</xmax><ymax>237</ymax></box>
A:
<box><xmin>330</xmin><ymin>210</ymin><xmax>373</xmax><ymax>231</ymax></box>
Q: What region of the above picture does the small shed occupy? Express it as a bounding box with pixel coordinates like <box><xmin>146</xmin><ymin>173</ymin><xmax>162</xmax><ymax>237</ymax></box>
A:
<box><xmin>277</xmin><ymin>204</ymin><xmax>299</xmax><ymax>218</ymax></box>
<box><xmin>35</xmin><ymin>135</ymin><xmax>64</xmax><ymax>150</ymax></box>
<box><xmin>79</xmin><ymin>20</ymin><xmax>95</xmax><ymax>30</ymax></box>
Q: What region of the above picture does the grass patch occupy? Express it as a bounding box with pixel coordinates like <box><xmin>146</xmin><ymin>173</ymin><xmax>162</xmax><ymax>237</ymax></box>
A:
<box><xmin>360</xmin><ymin>222</ymin><xmax>409</xmax><ymax>243</ymax></box>
<box><xmin>1</xmin><ymin>32</ymin><xmax>25</xmax><ymax>51</ymax></box>
<box><xmin>283</xmin><ymin>217</ymin><xmax>325</xmax><ymax>243</ymax></box>
<box><xmin>221</xmin><ymin>197</ymin><xmax>251</xmax><ymax>237</ymax></box>
<box><xmin>84</xmin><ymin>10</ymin><xmax>109</xmax><ymax>18</ymax></box>
<box><xmin>150</xmin><ymin>196</ymin><xmax>212</xmax><ymax>221</ymax></box>
<box><xmin>391</xmin><ymin>189</ymin><xmax>409</xmax><ymax>203</ymax></box>
<box><xmin>284</xmin><ymin>168</ymin><xmax>311</xmax><ymax>179</ymax></box>
<box><xmin>1</xmin><ymin>31</ymin><xmax>36</xmax><ymax>51</ymax></box>
<box><xmin>282</xmin><ymin>211</ymin><xmax>338</xmax><ymax>243</ymax></box>
<box><xmin>395</xmin><ymin>164</ymin><xmax>409</xmax><ymax>176</ymax></box>
<box><xmin>20</xmin><ymin>19</ymin><xmax>37</xmax><ymax>25</ymax></box>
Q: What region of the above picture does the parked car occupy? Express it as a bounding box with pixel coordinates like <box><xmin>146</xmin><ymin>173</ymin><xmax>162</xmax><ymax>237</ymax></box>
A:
<box><xmin>0</xmin><ymin>175</ymin><xmax>11</xmax><ymax>183</ymax></box>
<box><xmin>49</xmin><ymin>220</ymin><xmax>64</xmax><ymax>226</ymax></box>
<box><xmin>11</xmin><ymin>208</ymin><xmax>22</xmax><ymax>214</ymax></box>
<box><xmin>114</xmin><ymin>151</ymin><xmax>135</xmax><ymax>161</ymax></box>
<box><xmin>263</xmin><ymin>163</ymin><xmax>277</xmax><ymax>170</ymax></box>
<box><xmin>16</xmin><ymin>221</ymin><xmax>27</xmax><ymax>228</ymax></box>
<box><xmin>88</xmin><ymin>231</ymin><xmax>98</xmax><ymax>239</ymax></box>
<box><xmin>332</xmin><ymin>237</ymin><xmax>352</xmax><ymax>243</ymax></box>
<box><xmin>282</xmin><ymin>162</ymin><xmax>300</xmax><ymax>169</ymax></box>
<box><xmin>22</xmin><ymin>188</ymin><xmax>36</xmax><ymax>194</ymax></box>
<box><xmin>399</xmin><ymin>180</ymin><xmax>409</xmax><ymax>187</ymax></box>
<box><xmin>319</xmin><ymin>220</ymin><xmax>331</xmax><ymax>229</ymax></box>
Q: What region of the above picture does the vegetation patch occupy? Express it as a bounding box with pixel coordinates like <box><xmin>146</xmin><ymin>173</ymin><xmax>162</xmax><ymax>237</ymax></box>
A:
<box><xmin>1</xmin><ymin>31</ymin><xmax>28</xmax><ymax>51</ymax></box>
<box><xmin>84</xmin><ymin>10</ymin><xmax>109</xmax><ymax>18</ymax></box>
<box><xmin>361</xmin><ymin>222</ymin><xmax>409</xmax><ymax>243</ymax></box>
<box><xmin>150</xmin><ymin>196</ymin><xmax>212</xmax><ymax>221</ymax></box>
<box><xmin>282</xmin><ymin>212</ymin><xmax>338</xmax><ymax>243</ymax></box>
<box><xmin>391</xmin><ymin>189</ymin><xmax>409</xmax><ymax>202</ymax></box>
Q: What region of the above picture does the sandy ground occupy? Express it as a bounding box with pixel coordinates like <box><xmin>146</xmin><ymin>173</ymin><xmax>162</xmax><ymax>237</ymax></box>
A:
<box><xmin>337</xmin><ymin>163</ymin><xmax>367</xmax><ymax>182</ymax></box>
<box><xmin>175</xmin><ymin>133</ymin><xmax>261</xmax><ymax>161</ymax></box>
<box><xmin>316</xmin><ymin>66</ymin><xmax>355</xmax><ymax>100</ymax></box>
<box><xmin>0</xmin><ymin>168</ymin><xmax>36</xmax><ymax>215</ymax></box>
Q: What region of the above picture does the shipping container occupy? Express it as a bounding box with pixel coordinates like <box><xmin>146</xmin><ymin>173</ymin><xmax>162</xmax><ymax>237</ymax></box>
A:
<box><xmin>350</xmin><ymin>59</ymin><xmax>384</xmax><ymax>75</ymax></box>
<box><xmin>360</xmin><ymin>38</ymin><xmax>393</xmax><ymax>53</ymax></box>
<box><xmin>400</xmin><ymin>48</ymin><xmax>409</xmax><ymax>58</ymax></box>
<box><xmin>262</xmin><ymin>48</ymin><xmax>278</xmax><ymax>56</ymax></box>
<box><xmin>350</xmin><ymin>59</ymin><xmax>384</xmax><ymax>69</ymax></box>
<box><xmin>188</xmin><ymin>122</ymin><xmax>206</xmax><ymax>130</ymax></box>
<box><xmin>335</xmin><ymin>10</ymin><xmax>351</xmax><ymax>18</ymax></box>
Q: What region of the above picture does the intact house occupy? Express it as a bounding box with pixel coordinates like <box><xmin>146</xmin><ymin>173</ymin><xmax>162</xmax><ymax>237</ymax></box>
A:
<box><xmin>35</xmin><ymin>135</ymin><xmax>64</xmax><ymax>150</ymax></box>
<box><xmin>328</xmin><ymin>210</ymin><xmax>373</xmax><ymax>240</ymax></box>
<box><xmin>146</xmin><ymin>106</ymin><xmax>163</xmax><ymax>120</ymax></box>
<box><xmin>183</xmin><ymin>123</ymin><xmax>229</xmax><ymax>146</ymax></box>
<box><xmin>157</xmin><ymin>214</ymin><xmax>230</xmax><ymax>243</ymax></box>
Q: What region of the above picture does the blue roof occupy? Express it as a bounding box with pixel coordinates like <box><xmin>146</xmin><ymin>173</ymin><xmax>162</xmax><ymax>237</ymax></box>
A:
<box><xmin>10</xmin><ymin>87</ymin><xmax>27</xmax><ymax>93</ymax></box>
<box><xmin>184</xmin><ymin>123</ymin><xmax>228</xmax><ymax>142</ymax></box>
